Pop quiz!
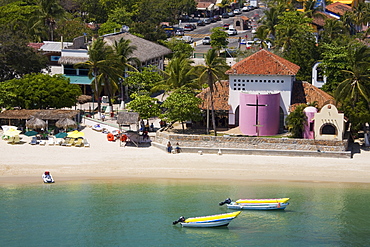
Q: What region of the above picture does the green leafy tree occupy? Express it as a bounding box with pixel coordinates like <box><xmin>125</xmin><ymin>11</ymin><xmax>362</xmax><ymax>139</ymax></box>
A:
<box><xmin>0</xmin><ymin>30</ymin><xmax>48</xmax><ymax>82</ymax></box>
<box><xmin>0</xmin><ymin>73</ymin><xmax>81</xmax><ymax>109</ymax></box>
<box><xmin>98</xmin><ymin>21</ymin><xmax>122</xmax><ymax>36</ymax></box>
<box><xmin>125</xmin><ymin>66</ymin><xmax>163</xmax><ymax>95</ymax></box>
<box><xmin>0</xmin><ymin>1</ymin><xmax>38</xmax><ymax>33</ymax></box>
<box><xmin>194</xmin><ymin>49</ymin><xmax>229</xmax><ymax>135</ymax></box>
<box><xmin>54</xmin><ymin>18</ymin><xmax>93</xmax><ymax>42</ymax></box>
<box><xmin>126</xmin><ymin>94</ymin><xmax>160</xmax><ymax>121</ymax></box>
<box><xmin>285</xmin><ymin>104</ymin><xmax>307</xmax><ymax>138</ymax></box>
<box><xmin>162</xmin><ymin>88</ymin><xmax>202</xmax><ymax>133</ymax></box>
<box><xmin>210</xmin><ymin>27</ymin><xmax>229</xmax><ymax>51</ymax></box>
<box><xmin>160</xmin><ymin>38</ymin><xmax>194</xmax><ymax>59</ymax></box>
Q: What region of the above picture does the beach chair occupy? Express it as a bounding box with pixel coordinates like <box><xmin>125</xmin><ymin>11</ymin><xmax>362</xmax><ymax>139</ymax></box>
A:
<box><xmin>75</xmin><ymin>138</ymin><xmax>83</xmax><ymax>147</ymax></box>
<box><xmin>30</xmin><ymin>136</ymin><xmax>37</xmax><ymax>145</ymax></box>
<box><xmin>39</xmin><ymin>140</ymin><xmax>46</xmax><ymax>145</ymax></box>
<box><xmin>61</xmin><ymin>137</ymin><xmax>70</xmax><ymax>146</ymax></box>
<box><xmin>48</xmin><ymin>137</ymin><xmax>55</xmax><ymax>146</ymax></box>
<box><xmin>13</xmin><ymin>135</ymin><xmax>21</xmax><ymax>144</ymax></box>
<box><xmin>83</xmin><ymin>138</ymin><xmax>90</xmax><ymax>147</ymax></box>
<box><xmin>7</xmin><ymin>136</ymin><xmax>14</xmax><ymax>144</ymax></box>
<box><xmin>66</xmin><ymin>138</ymin><xmax>75</xmax><ymax>147</ymax></box>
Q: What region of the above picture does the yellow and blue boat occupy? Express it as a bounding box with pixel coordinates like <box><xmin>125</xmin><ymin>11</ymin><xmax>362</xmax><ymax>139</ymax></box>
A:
<box><xmin>219</xmin><ymin>198</ymin><xmax>290</xmax><ymax>210</ymax></box>
<box><xmin>173</xmin><ymin>211</ymin><xmax>241</xmax><ymax>228</ymax></box>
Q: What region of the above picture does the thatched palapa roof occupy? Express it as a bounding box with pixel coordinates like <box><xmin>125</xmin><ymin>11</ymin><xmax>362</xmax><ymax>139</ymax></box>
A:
<box><xmin>103</xmin><ymin>32</ymin><xmax>172</xmax><ymax>63</ymax></box>
<box><xmin>0</xmin><ymin>109</ymin><xmax>80</xmax><ymax>120</ymax></box>
<box><xmin>58</xmin><ymin>56</ymin><xmax>89</xmax><ymax>65</ymax></box>
<box><xmin>117</xmin><ymin>112</ymin><xmax>140</xmax><ymax>125</ymax></box>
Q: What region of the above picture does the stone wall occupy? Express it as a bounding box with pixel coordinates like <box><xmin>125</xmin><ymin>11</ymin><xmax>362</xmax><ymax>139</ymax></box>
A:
<box><xmin>154</xmin><ymin>132</ymin><xmax>351</xmax><ymax>158</ymax></box>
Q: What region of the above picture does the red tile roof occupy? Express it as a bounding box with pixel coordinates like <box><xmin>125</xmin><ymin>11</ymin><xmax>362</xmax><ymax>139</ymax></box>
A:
<box><xmin>290</xmin><ymin>81</ymin><xmax>335</xmax><ymax>111</ymax></box>
<box><xmin>325</xmin><ymin>2</ymin><xmax>352</xmax><ymax>16</ymax></box>
<box><xmin>28</xmin><ymin>43</ymin><xmax>44</xmax><ymax>50</ymax></box>
<box><xmin>226</xmin><ymin>49</ymin><xmax>300</xmax><ymax>75</ymax></box>
<box><xmin>197</xmin><ymin>80</ymin><xmax>230</xmax><ymax>111</ymax></box>
<box><xmin>312</xmin><ymin>12</ymin><xmax>335</xmax><ymax>27</ymax></box>
<box><xmin>197</xmin><ymin>2</ymin><xmax>214</xmax><ymax>9</ymax></box>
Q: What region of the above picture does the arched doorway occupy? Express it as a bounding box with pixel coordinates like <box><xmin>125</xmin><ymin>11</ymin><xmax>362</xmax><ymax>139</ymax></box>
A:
<box><xmin>321</xmin><ymin>123</ymin><xmax>337</xmax><ymax>135</ymax></box>
<box><xmin>235</xmin><ymin>106</ymin><xmax>240</xmax><ymax>126</ymax></box>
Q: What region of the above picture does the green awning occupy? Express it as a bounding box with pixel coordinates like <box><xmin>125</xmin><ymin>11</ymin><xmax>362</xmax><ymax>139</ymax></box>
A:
<box><xmin>64</xmin><ymin>75</ymin><xmax>93</xmax><ymax>85</ymax></box>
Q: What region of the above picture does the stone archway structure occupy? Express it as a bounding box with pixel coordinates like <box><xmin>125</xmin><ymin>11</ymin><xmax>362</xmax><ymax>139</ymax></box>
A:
<box><xmin>314</xmin><ymin>104</ymin><xmax>345</xmax><ymax>141</ymax></box>
<box><xmin>233</xmin><ymin>16</ymin><xmax>250</xmax><ymax>31</ymax></box>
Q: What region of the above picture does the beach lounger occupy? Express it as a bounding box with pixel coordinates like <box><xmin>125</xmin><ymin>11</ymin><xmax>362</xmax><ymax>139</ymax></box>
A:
<box><xmin>30</xmin><ymin>136</ymin><xmax>37</xmax><ymax>145</ymax></box>
<box><xmin>48</xmin><ymin>137</ymin><xmax>55</xmax><ymax>146</ymax></box>
<box><xmin>83</xmin><ymin>138</ymin><xmax>90</xmax><ymax>147</ymax></box>
<box><xmin>14</xmin><ymin>135</ymin><xmax>21</xmax><ymax>144</ymax></box>
<box><xmin>66</xmin><ymin>138</ymin><xmax>75</xmax><ymax>147</ymax></box>
<box><xmin>61</xmin><ymin>137</ymin><xmax>71</xmax><ymax>146</ymax></box>
<box><xmin>75</xmin><ymin>138</ymin><xmax>83</xmax><ymax>147</ymax></box>
<box><xmin>7</xmin><ymin>136</ymin><xmax>14</xmax><ymax>144</ymax></box>
<box><xmin>39</xmin><ymin>140</ymin><xmax>46</xmax><ymax>145</ymax></box>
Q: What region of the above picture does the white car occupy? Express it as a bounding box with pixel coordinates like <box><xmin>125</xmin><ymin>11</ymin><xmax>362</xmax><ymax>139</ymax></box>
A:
<box><xmin>233</xmin><ymin>9</ymin><xmax>242</xmax><ymax>15</ymax></box>
<box><xmin>202</xmin><ymin>36</ymin><xmax>211</xmax><ymax>45</ymax></box>
<box><xmin>227</xmin><ymin>28</ymin><xmax>238</xmax><ymax>36</ymax></box>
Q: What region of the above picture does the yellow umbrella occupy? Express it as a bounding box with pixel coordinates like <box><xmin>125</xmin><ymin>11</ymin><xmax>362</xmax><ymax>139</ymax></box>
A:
<box><xmin>67</xmin><ymin>130</ymin><xmax>85</xmax><ymax>138</ymax></box>
<box><xmin>4</xmin><ymin>128</ymin><xmax>21</xmax><ymax>137</ymax></box>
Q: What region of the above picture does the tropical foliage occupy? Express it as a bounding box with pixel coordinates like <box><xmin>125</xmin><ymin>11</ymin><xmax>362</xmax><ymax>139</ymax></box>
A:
<box><xmin>0</xmin><ymin>73</ymin><xmax>81</xmax><ymax>109</ymax></box>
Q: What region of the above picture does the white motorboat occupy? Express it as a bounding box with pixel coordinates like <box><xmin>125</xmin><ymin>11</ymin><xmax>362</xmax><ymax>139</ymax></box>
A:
<box><xmin>173</xmin><ymin>211</ymin><xmax>241</xmax><ymax>228</ymax></box>
<box><xmin>219</xmin><ymin>198</ymin><xmax>290</xmax><ymax>210</ymax></box>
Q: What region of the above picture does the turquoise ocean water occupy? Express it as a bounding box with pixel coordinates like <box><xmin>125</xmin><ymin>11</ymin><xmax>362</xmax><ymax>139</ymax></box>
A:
<box><xmin>1</xmin><ymin>179</ymin><xmax>370</xmax><ymax>247</ymax></box>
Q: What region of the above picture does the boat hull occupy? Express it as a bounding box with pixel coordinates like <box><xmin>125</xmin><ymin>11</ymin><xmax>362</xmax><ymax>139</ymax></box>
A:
<box><xmin>235</xmin><ymin>198</ymin><xmax>290</xmax><ymax>204</ymax></box>
<box><xmin>179</xmin><ymin>211</ymin><xmax>241</xmax><ymax>228</ymax></box>
<box><xmin>180</xmin><ymin>219</ymin><xmax>233</xmax><ymax>228</ymax></box>
<box><xmin>227</xmin><ymin>202</ymin><xmax>289</xmax><ymax>210</ymax></box>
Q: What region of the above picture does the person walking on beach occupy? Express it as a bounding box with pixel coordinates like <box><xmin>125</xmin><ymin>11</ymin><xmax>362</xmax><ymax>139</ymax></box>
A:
<box><xmin>167</xmin><ymin>141</ymin><xmax>172</xmax><ymax>153</ymax></box>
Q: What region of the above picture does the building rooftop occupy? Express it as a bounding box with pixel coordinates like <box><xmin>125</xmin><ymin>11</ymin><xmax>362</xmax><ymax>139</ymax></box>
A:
<box><xmin>225</xmin><ymin>49</ymin><xmax>300</xmax><ymax>76</ymax></box>
<box><xmin>197</xmin><ymin>80</ymin><xmax>230</xmax><ymax>111</ymax></box>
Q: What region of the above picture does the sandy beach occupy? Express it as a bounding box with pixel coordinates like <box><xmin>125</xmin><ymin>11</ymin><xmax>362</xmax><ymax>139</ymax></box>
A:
<box><xmin>1</xmin><ymin>121</ymin><xmax>370</xmax><ymax>185</ymax></box>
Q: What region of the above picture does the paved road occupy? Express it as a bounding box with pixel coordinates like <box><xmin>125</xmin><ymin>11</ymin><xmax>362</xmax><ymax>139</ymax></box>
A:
<box><xmin>177</xmin><ymin>8</ymin><xmax>266</xmax><ymax>54</ymax></box>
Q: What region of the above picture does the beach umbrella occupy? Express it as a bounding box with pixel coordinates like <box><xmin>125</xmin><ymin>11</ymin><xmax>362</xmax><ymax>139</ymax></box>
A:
<box><xmin>26</xmin><ymin>117</ymin><xmax>46</xmax><ymax>129</ymax></box>
<box><xmin>4</xmin><ymin>128</ymin><xmax>21</xmax><ymax>137</ymax></box>
<box><xmin>67</xmin><ymin>130</ymin><xmax>84</xmax><ymax>139</ymax></box>
<box><xmin>24</xmin><ymin>130</ymin><xmax>38</xmax><ymax>136</ymax></box>
<box><xmin>55</xmin><ymin>132</ymin><xmax>68</xmax><ymax>138</ymax></box>
<box><xmin>55</xmin><ymin>118</ymin><xmax>77</xmax><ymax>129</ymax></box>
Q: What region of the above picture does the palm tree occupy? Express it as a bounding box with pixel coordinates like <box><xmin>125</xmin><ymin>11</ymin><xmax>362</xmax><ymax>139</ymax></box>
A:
<box><xmin>151</xmin><ymin>55</ymin><xmax>198</xmax><ymax>96</ymax></box>
<box><xmin>259</xmin><ymin>6</ymin><xmax>281</xmax><ymax>40</ymax></box>
<box><xmin>75</xmin><ymin>38</ymin><xmax>113</xmax><ymax>116</ymax></box>
<box><xmin>30</xmin><ymin>0</ymin><xmax>65</xmax><ymax>41</ymax></box>
<box><xmin>320</xmin><ymin>19</ymin><xmax>348</xmax><ymax>42</ymax></box>
<box><xmin>194</xmin><ymin>49</ymin><xmax>229</xmax><ymax>136</ymax></box>
<box><xmin>335</xmin><ymin>42</ymin><xmax>370</xmax><ymax>108</ymax></box>
<box><xmin>112</xmin><ymin>37</ymin><xmax>140</xmax><ymax>103</ymax></box>
<box><xmin>253</xmin><ymin>26</ymin><xmax>274</xmax><ymax>49</ymax></box>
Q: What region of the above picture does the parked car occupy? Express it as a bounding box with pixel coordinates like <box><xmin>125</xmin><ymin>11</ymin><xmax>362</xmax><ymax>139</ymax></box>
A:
<box><xmin>227</xmin><ymin>28</ymin><xmax>238</xmax><ymax>36</ymax></box>
<box><xmin>223</xmin><ymin>23</ymin><xmax>230</xmax><ymax>30</ymax></box>
<box><xmin>213</xmin><ymin>15</ymin><xmax>221</xmax><ymax>21</ymax></box>
<box><xmin>221</xmin><ymin>13</ymin><xmax>229</xmax><ymax>18</ymax></box>
<box><xmin>197</xmin><ymin>20</ymin><xmax>206</xmax><ymax>26</ymax></box>
<box><xmin>204</xmin><ymin>18</ymin><xmax>212</xmax><ymax>24</ymax></box>
<box><xmin>242</xmin><ymin>6</ymin><xmax>250</xmax><ymax>12</ymax></box>
<box><xmin>183</xmin><ymin>24</ymin><xmax>194</xmax><ymax>31</ymax></box>
<box><xmin>233</xmin><ymin>9</ymin><xmax>242</xmax><ymax>15</ymax></box>
<box><xmin>202</xmin><ymin>36</ymin><xmax>211</xmax><ymax>45</ymax></box>
<box><xmin>228</xmin><ymin>12</ymin><xmax>235</xmax><ymax>17</ymax></box>
<box><xmin>191</xmin><ymin>24</ymin><xmax>197</xmax><ymax>29</ymax></box>
<box><xmin>175</xmin><ymin>28</ymin><xmax>184</xmax><ymax>36</ymax></box>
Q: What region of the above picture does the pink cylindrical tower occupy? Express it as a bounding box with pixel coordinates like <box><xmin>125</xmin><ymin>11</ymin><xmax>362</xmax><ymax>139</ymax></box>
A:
<box><xmin>303</xmin><ymin>106</ymin><xmax>317</xmax><ymax>139</ymax></box>
<box><xmin>239</xmin><ymin>93</ymin><xmax>280</xmax><ymax>136</ymax></box>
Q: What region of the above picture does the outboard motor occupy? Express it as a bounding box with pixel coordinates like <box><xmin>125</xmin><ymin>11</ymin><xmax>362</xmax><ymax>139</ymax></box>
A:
<box><xmin>219</xmin><ymin>198</ymin><xmax>232</xmax><ymax>206</ymax></box>
<box><xmin>172</xmin><ymin>216</ymin><xmax>186</xmax><ymax>225</ymax></box>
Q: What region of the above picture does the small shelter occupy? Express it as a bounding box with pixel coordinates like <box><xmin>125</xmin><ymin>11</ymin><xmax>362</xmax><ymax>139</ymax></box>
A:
<box><xmin>117</xmin><ymin>112</ymin><xmax>140</xmax><ymax>147</ymax></box>
<box><xmin>314</xmin><ymin>104</ymin><xmax>345</xmax><ymax>141</ymax></box>
<box><xmin>26</xmin><ymin>117</ymin><xmax>47</xmax><ymax>130</ymax></box>
<box><xmin>55</xmin><ymin>118</ymin><xmax>77</xmax><ymax>130</ymax></box>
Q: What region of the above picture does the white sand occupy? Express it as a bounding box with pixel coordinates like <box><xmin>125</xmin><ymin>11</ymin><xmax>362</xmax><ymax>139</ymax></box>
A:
<box><xmin>1</xmin><ymin>124</ymin><xmax>370</xmax><ymax>185</ymax></box>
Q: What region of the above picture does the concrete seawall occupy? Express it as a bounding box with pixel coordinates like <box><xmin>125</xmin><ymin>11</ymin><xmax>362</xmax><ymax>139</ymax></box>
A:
<box><xmin>154</xmin><ymin>132</ymin><xmax>351</xmax><ymax>158</ymax></box>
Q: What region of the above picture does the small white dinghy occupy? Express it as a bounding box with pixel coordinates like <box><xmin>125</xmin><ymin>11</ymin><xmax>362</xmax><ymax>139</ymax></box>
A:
<box><xmin>173</xmin><ymin>211</ymin><xmax>241</xmax><ymax>228</ymax></box>
<box><xmin>42</xmin><ymin>171</ymin><xmax>55</xmax><ymax>183</ymax></box>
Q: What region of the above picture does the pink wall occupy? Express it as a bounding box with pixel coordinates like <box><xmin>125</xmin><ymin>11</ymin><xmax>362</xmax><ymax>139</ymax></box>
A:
<box><xmin>239</xmin><ymin>93</ymin><xmax>280</xmax><ymax>136</ymax></box>
<box><xmin>303</xmin><ymin>106</ymin><xmax>317</xmax><ymax>139</ymax></box>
